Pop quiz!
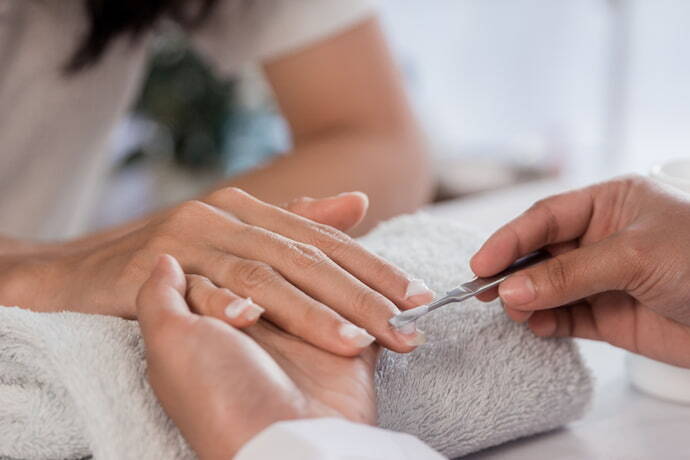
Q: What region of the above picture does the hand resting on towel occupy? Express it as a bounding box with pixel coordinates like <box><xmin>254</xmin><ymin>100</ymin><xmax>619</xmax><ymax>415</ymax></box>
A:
<box><xmin>472</xmin><ymin>175</ymin><xmax>690</xmax><ymax>368</ymax></box>
<box><xmin>0</xmin><ymin>189</ymin><xmax>430</xmax><ymax>356</ymax></box>
<box><xmin>137</xmin><ymin>254</ymin><xmax>379</xmax><ymax>460</ymax></box>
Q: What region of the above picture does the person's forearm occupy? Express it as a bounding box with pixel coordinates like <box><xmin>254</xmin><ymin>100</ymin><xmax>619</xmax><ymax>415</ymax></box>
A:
<box><xmin>54</xmin><ymin>128</ymin><xmax>431</xmax><ymax>251</ymax></box>
<box><xmin>0</xmin><ymin>235</ymin><xmax>68</xmax><ymax>309</ymax></box>
<box><xmin>0</xmin><ymin>236</ymin><xmax>50</xmax><ymax>255</ymax></box>
<box><xmin>223</xmin><ymin>128</ymin><xmax>433</xmax><ymax>235</ymax></box>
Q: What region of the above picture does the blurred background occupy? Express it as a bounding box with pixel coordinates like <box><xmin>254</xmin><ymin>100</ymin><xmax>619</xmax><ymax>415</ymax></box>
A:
<box><xmin>93</xmin><ymin>0</ymin><xmax>690</xmax><ymax>232</ymax></box>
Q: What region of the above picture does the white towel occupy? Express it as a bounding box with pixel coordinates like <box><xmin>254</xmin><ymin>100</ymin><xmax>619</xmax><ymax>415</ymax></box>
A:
<box><xmin>0</xmin><ymin>214</ymin><xmax>592</xmax><ymax>459</ymax></box>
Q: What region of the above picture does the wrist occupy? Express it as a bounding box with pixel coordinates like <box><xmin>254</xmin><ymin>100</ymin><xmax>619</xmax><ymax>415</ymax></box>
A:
<box><xmin>0</xmin><ymin>246</ymin><xmax>71</xmax><ymax>311</ymax></box>
<box><xmin>196</xmin><ymin>400</ymin><xmax>308</xmax><ymax>460</ymax></box>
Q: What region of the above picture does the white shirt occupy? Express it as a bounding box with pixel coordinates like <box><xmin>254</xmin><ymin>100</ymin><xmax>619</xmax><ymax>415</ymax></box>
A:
<box><xmin>0</xmin><ymin>0</ymin><xmax>375</xmax><ymax>240</ymax></box>
<box><xmin>235</xmin><ymin>418</ymin><xmax>446</xmax><ymax>460</ymax></box>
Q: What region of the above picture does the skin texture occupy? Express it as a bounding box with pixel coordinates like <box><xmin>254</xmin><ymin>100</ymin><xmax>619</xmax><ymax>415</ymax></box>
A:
<box><xmin>0</xmin><ymin>191</ymin><xmax>430</xmax><ymax>356</ymax></box>
<box><xmin>137</xmin><ymin>254</ymin><xmax>378</xmax><ymax>460</ymax></box>
<box><xmin>0</xmin><ymin>15</ymin><xmax>431</xmax><ymax>344</ymax></box>
<box><xmin>471</xmin><ymin>175</ymin><xmax>690</xmax><ymax>368</ymax></box>
<box><xmin>232</xmin><ymin>18</ymin><xmax>433</xmax><ymax>235</ymax></box>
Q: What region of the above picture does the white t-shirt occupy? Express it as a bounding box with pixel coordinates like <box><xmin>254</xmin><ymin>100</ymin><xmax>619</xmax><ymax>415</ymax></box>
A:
<box><xmin>0</xmin><ymin>0</ymin><xmax>375</xmax><ymax>240</ymax></box>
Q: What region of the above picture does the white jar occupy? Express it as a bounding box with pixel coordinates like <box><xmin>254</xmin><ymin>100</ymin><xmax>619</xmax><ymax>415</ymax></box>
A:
<box><xmin>626</xmin><ymin>158</ymin><xmax>690</xmax><ymax>404</ymax></box>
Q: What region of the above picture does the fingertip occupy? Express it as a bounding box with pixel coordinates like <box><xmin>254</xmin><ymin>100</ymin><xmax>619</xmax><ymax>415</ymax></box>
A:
<box><xmin>223</xmin><ymin>299</ymin><xmax>265</xmax><ymax>328</ymax></box>
<box><xmin>471</xmin><ymin>231</ymin><xmax>520</xmax><ymax>277</ymax></box>
<box><xmin>288</xmin><ymin>192</ymin><xmax>368</xmax><ymax>231</ymax></box>
<box><xmin>470</xmin><ymin>249</ymin><xmax>504</xmax><ymax>278</ymax></box>
<box><xmin>346</xmin><ymin>191</ymin><xmax>370</xmax><ymax>213</ymax></box>
<box><xmin>137</xmin><ymin>254</ymin><xmax>191</xmax><ymax>325</ymax></box>
<box><xmin>350</xmin><ymin>322</ymin><xmax>422</xmax><ymax>354</ymax></box>
<box><xmin>403</xmin><ymin>278</ymin><xmax>435</xmax><ymax>308</ymax></box>
<box><xmin>475</xmin><ymin>287</ymin><xmax>498</xmax><ymax>302</ymax></box>
<box><xmin>469</xmin><ymin>251</ymin><xmax>486</xmax><ymax>276</ymax></box>
<box><xmin>403</xmin><ymin>292</ymin><xmax>434</xmax><ymax>308</ymax></box>
<box><xmin>149</xmin><ymin>254</ymin><xmax>186</xmax><ymax>293</ymax></box>
<box><xmin>528</xmin><ymin>311</ymin><xmax>556</xmax><ymax>337</ymax></box>
<box><xmin>338</xmin><ymin>323</ymin><xmax>375</xmax><ymax>351</ymax></box>
<box><xmin>391</xmin><ymin>325</ymin><xmax>427</xmax><ymax>352</ymax></box>
<box><xmin>332</xmin><ymin>191</ymin><xmax>368</xmax><ymax>230</ymax></box>
<box><xmin>503</xmin><ymin>305</ymin><xmax>532</xmax><ymax>323</ymax></box>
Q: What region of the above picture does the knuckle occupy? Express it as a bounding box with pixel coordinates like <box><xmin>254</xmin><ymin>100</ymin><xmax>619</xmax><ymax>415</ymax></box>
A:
<box><xmin>208</xmin><ymin>187</ymin><xmax>249</xmax><ymax>207</ymax></box>
<box><xmin>298</xmin><ymin>303</ymin><xmax>326</xmax><ymax>329</ymax></box>
<box><xmin>286</xmin><ymin>196</ymin><xmax>310</xmax><ymax>210</ymax></box>
<box><xmin>618</xmin><ymin>232</ymin><xmax>649</xmax><ymax>286</ymax></box>
<box><xmin>544</xmin><ymin>257</ymin><xmax>570</xmax><ymax>296</ymax></box>
<box><xmin>528</xmin><ymin>199</ymin><xmax>560</xmax><ymax>244</ymax></box>
<box><xmin>233</xmin><ymin>260</ymin><xmax>279</xmax><ymax>292</ymax></box>
<box><xmin>351</xmin><ymin>288</ymin><xmax>386</xmax><ymax>317</ymax></box>
<box><xmin>164</xmin><ymin>200</ymin><xmax>212</xmax><ymax>231</ymax></box>
<box><xmin>368</xmin><ymin>257</ymin><xmax>396</xmax><ymax>283</ymax></box>
<box><xmin>174</xmin><ymin>200</ymin><xmax>208</xmax><ymax>220</ymax></box>
<box><xmin>308</xmin><ymin>224</ymin><xmax>352</xmax><ymax>256</ymax></box>
<box><xmin>288</xmin><ymin>242</ymin><xmax>329</xmax><ymax>270</ymax></box>
<box><xmin>620</xmin><ymin>231</ymin><xmax>648</xmax><ymax>264</ymax></box>
<box><xmin>145</xmin><ymin>233</ymin><xmax>178</xmax><ymax>254</ymax></box>
<box><xmin>617</xmin><ymin>173</ymin><xmax>645</xmax><ymax>189</ymax></box>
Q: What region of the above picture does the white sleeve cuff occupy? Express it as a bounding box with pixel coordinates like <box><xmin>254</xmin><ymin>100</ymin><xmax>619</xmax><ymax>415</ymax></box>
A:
<box><xmin>234</xmin><ymin>418</ymin><xmax>447</xmax><ymax>460</ymax></box>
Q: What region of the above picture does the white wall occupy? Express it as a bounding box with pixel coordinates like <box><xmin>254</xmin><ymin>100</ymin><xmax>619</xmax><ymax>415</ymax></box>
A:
<box><xmin>378</xmin><ymin>0</ymin><xmax>690</xmax><ymax>181</ymax></box>
<box><xmin>623</xmin><ymin>0</ymin><xmax>690</xmax><ymax>173</ymax></box>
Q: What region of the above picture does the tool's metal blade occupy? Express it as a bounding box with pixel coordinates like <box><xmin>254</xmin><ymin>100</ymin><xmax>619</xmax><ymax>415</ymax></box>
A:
<box><xmin>388</xmin><ymin>250</ymin><xmax>551</xmax><ymax>330</ymax></box>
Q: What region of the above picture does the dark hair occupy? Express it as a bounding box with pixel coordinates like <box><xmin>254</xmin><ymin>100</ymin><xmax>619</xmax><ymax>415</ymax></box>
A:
<box><xmin>68</xmin><ymin>0</ymin><xmax>218</xmax><ymax>72</ymax></box>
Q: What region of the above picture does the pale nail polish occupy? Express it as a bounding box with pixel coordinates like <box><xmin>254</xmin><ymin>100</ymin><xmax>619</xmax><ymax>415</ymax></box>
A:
<box><xmin>243</xmin><ymin>303</ymin><xmax>265</xmax><ymax>321</ymax></box>
<box><xmin>339</xmin><ymin>324</ymin><xmax>376</xmax><ymax>348</ymax></box>
<box><xmin>405</xmin><ymin>278</ymin><xmax>434</xmax><ymax>299</ymax></box>
<box><xmin>225</xmin><ymin>298</ymin><xmax>254</xmax><ymax>319</ymax></box>
<box><xmin>406</xmin><ymin>329</ymin><xmax>427</xmax><ymax>346</ymax></box>
<box><xmin>395</xmin><ymin>322</ymin><xmax>427</xmax><ymax>347</ymax></box>
<box><xmin>398</xmin><ymin>322</ymin><xmax>417</xmax><ymax>334</ymax></box>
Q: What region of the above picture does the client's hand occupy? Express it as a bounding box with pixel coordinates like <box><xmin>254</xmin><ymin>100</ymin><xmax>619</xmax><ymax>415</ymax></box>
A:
<box><xmin>137</xmin><ymin>254</ymin><xmax>378</xmax><ymax>460</ymax></box>
<box><xmin>4</xmin><ymin>189</ymin><xmax>430</xmax><ymax>355</ymax></box>
<box><xmin>471</xmin><ymin>175</ymin><xmax>690</xmax><ymax>368</ymax></box>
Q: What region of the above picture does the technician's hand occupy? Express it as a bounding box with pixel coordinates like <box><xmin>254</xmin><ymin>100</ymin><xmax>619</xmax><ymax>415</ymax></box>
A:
<box><xmin>137</xmin><ymin>255</ymin><xmax>378</xmax><ymax>460</ymax></box>
<box><xmin>10</xmin><ymin>189</ymin><xmax>430</xmax><ymax>355</ymax></box>
<box><xmin>471</xmin><ymin>175</ymin><xmax>690</xmax><ymax>368</ymax></box>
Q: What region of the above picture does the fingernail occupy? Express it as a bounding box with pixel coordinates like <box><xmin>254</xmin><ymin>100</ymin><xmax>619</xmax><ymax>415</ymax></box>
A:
<box><xmin>243</xmin><ymin>303</ymin><xmax>265</xmax><ymax>321</ymax></box>
<box><xmin>405</xmin><ymin>278</ymin><xmax>435</xmax><ymax>300</ymax></box>
<box><xmin>225</xmin><ymin>298</ymin><xmax>259</xmax><ymax>319</ymax></box>
<box><xmin>395</xmin><ymin>322</ymin><xmax>427</xmax><ymax>347</ymax></box>
<box><xmin>339</xmin><ymin>324</ymin><xmax>376</xmax><ymax>348</ymax></box>
<box><xmin>499</xmin><ymin>275</ymin><xmax>536</xmax><ymax>306</ymax></box>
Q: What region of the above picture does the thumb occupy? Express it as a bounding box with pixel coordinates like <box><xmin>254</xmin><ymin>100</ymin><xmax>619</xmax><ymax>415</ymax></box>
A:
<box><xmin>498</xmin><ymin>237</ymin><xmax>630</xmax><ymax>313</ymax></box>
<box><xmin>285</xmin><ymin>192</ymin><xmax>369</xmax><ymax>232</ymax></box>
<box><xmin>136</xmin><ymin>254</ymin><xmax>192</xmax><ymax>335</ymax></box>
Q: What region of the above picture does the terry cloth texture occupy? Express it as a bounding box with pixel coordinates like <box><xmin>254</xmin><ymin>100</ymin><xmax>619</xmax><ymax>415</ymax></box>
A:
<box><xmin>0</xmin><ymin>214</ymin><xmax>592</xmax><ymax>459</ymax></box>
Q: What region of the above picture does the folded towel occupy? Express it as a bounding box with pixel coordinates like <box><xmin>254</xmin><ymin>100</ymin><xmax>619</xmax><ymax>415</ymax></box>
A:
<box><xmin>0</xmin><ymin>214</ymin><xmax>592</xmax><ymax>459</ymax></box>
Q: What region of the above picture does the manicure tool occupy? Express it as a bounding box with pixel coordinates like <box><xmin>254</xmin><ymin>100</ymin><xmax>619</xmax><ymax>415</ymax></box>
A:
<box><xmin>389</xmin><ymin>250</ymin><xmax>551</xmax><ymax>330</ymax></box>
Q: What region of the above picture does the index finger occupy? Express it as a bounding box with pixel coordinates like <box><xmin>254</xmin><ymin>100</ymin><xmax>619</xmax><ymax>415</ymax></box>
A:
<box><xmin>470</xmin><ymin>187</ymin><xmax>595</xmax><ymax>277</ymax></box>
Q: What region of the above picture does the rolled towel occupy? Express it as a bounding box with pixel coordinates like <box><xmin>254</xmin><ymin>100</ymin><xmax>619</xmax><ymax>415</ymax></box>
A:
<box><xmin>0</xmin><ymin>214</ymin><xmax>592</xmax><ymax>459</ymax></box>
<box><xmin>364</xmin><ymin>215</ymin><xmax>592</xmax><ymax>457</ymax></box>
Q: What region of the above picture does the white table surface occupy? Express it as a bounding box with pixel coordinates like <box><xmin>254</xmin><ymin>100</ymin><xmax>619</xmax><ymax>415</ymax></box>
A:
<box><xmin>425</xmin><ymin>178</ymin><xmax>690</xmax><ymax>460</ymax></box>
